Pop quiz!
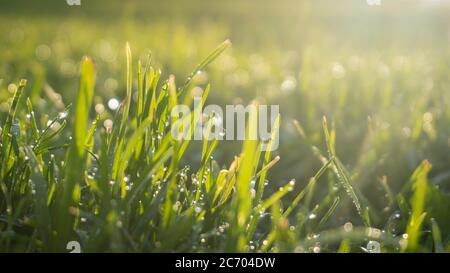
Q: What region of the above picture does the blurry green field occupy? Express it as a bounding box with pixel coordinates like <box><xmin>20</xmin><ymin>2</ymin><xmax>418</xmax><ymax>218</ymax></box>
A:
<box><xmin>0</xmin><ymin>0</ymin><xmax>450</xmax><ymax>252</ymax></box>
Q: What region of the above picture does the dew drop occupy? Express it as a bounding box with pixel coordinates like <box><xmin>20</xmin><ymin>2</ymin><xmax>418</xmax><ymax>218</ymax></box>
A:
<box><xmin>366</xmin><ymin>241</ymin><xmax>381</xmax><ymax>253</ymax></box>
<box><xmin>58</xmin><ymin>111</ymin><xmax>68</xmax><ymax>119</ymax></box>
<box><xmin>107</xmin><ymin>98</ymin><xmax>120</xmax><ymax>110</ymax></box>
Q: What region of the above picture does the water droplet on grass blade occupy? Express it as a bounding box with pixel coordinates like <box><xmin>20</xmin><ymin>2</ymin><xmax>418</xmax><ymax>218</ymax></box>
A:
<box><xmin>107</xmin><ymin>98</ymin><xmax>120</xmax><ymax>110</ymax></box>
<box><xmin>58</xmin><ymin>111</ymin><xmax>68</xmax><ymax>119</ymax></box>
<box><xmin>313</xmin><ymin>246</ymin><xmax>321</xmax><ymax>253</ymax></box>
<box><xmin>366</xmin><ymin>241</ymin><xmax>381</xmax><ymax>253</ymax></box>
<box><xmin>12</xmin><ymin>121</ymin><xmax>20</xmax><ymax>136</ymax></box>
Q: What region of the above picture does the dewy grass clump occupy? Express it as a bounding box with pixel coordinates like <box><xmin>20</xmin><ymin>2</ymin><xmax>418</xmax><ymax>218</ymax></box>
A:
<box><xmin>0</xmin><ymin>40</ymin><xmax>448</xmax><ymax>253</ymax></box>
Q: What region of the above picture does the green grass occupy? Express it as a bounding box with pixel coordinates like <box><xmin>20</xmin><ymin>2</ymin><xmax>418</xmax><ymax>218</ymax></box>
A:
<box><xmin>0</xmin><ymin>40</ymin><xmax>449</xmax><ymax>252</ymax></box>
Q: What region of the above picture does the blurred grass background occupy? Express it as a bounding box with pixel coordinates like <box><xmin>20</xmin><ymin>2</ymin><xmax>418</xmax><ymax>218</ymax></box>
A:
<box><xmin>1</xmin><ymin>0</ymin><xmax>450</xmax><ymax>228</ymax></box>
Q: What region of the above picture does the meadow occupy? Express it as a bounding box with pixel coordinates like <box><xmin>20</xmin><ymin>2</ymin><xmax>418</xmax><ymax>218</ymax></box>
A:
<box><xmin>0</xmin><ymin>0</ymin><xmax>449</xmax><ymax>252</ymax></box>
